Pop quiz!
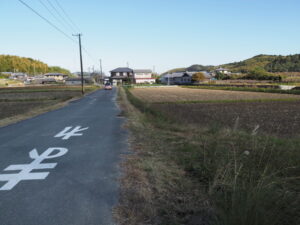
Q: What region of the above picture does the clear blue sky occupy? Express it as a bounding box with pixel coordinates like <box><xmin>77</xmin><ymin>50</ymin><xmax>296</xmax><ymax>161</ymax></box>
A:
<box><xmin>1</xmin><ymin>0</ymin><xmax>300</xmax><ymax>74</ymax></box>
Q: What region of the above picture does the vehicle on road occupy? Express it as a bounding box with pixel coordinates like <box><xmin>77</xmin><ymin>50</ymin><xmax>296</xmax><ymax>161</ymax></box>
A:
<box><xmin>104</xmin><ymin>82</ymin><xmax>112</xmax><ymax>90</ymax></box>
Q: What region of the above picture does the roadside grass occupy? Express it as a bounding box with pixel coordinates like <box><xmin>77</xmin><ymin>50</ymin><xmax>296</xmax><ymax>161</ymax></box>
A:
<box><xmin>183</xmin><ymin>85</ymin><xmax>300</xmax><ymax>95</ymax></box>
<box><xmin>116</xmin><ymin>87</ymin><xmax>300</xmax><ymax>225</ymax></box>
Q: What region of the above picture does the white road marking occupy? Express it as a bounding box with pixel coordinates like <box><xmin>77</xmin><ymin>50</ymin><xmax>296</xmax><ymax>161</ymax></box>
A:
<box><xmin>54</xmin><ymin>126</ymin><xmax>89</xmax><ymax>140</ymax></box>
<box><xmin>0</xmin><ymin>147</ymin><xmax>68</xmax><ymax>191</ymax></box>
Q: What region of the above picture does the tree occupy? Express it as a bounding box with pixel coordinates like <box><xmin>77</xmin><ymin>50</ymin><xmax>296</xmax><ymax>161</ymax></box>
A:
<box><xmin>192</xmin><ymin>72</ymin><xmax>206</xmax><ymax>82</ymax></box>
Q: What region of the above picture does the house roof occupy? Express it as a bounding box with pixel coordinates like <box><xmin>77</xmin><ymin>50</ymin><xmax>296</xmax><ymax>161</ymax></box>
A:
<box><xmin>164</xmin><ymin>72</ymin><xmax>195</xmax><ymax>78</ymax></box>
<box><xmin>163</xmin><ymin>71</ymin><xmax>212</xmax><ymax>79</ymax></box>
<box><xmin>44</xmin><ymin>73</ymin><xmax>68</xmax><ymax>77</ymax></box>
<box><xmin>11</xmin><ymin>73</ymin><xmax>27</xmax><ymax>76</ymax></box>
<box><xmin>216</xmin><ymin>68</ymin><xmax>229</xmax><ymax>71</ymax></box>
<box><xmin>134</xmin><ymin>69</ymin><xmax>152</xmax><ymax>73</ymax></box>
<box><xmin>110</xmin><ymin>67</ymin><xmax>133</xmax><ymax>73</ymax></box>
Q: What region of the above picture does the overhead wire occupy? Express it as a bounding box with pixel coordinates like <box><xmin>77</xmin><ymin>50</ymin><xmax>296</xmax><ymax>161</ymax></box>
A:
<box><xmin>53</xmin><ymin>0</ymin><xmax>81</xmax><ymax>33</ymax></box>
<box><xmin>38</xmin><ymin>0</ymin><xmax>71</xmax><ymax>33</ymax></box>
<box><xmin>45</xmin><ymin>0</ymin><xmax>77</xmax><ymax>33</ymax></box>
<box><xmin>45</xmin><ymin>0</ymin><xmax>98</xmax><ymax>65</ymax></box>
<box><xmin>18</xmin><ymin>0</ymin><xmax>99</xmax><ymax>69</ymax></box>
<box><xmin>18</xmin><ymin>0</ymin><xmax>76</xmax><ymax>43</ymax></box>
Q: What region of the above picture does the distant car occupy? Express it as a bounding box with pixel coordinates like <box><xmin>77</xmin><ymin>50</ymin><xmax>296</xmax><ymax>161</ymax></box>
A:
<box><xmin>104</xmin><ymin>82</ymin><xmax>112</xmax><ymax>90</ymax></box>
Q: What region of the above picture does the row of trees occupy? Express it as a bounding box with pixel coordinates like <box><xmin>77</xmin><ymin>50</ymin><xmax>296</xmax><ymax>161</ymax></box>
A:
<box><xmin>0</xmin><ymin>55</ymin><xmax>70</xmax><ymax>75</ymax></box>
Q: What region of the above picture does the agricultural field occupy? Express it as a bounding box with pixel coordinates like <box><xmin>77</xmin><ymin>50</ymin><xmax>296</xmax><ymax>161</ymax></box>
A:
<box><xmin>0</xmin><ymin>85</ymin><xmax>98</xmax><ymax>126</ymax></box>
<box><xmin>131</xmin><ymin>87</ymin><xmax>300</xmax><ymax>103</ymax></box>
<box><xmin>117</xmin><ymin>87</ymin><xmax>300</xmax><ymax>225</ymax></box>
<box><xmin>131</xmin><ymin>87</ymin><xmax>300</xmax><ymax>137</ymax></box>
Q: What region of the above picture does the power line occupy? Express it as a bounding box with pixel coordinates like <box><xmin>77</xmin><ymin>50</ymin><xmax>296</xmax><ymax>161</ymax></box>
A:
<box><xmin>18</xmin><ymin>0</ymin><xmax>76</xmax><ymax>43</ymax></box>
<box><xmin>45</xmin><ymin>0</ymin><xmax>77</xmax><ymax>33</ymax></box>
<box><xmin>53</xmin><ymin>0</ymin><xmax>81</xmax><ymax>32</ymax></box>
<box><xmin>18</xmin><ymin>0</ymin><xmax>99</xmax><ymax>72</ymax></box>
<box><xmin>38</xmin><ymin>0</ymin><xmax>71</xmax><ymax>32</ymax></box>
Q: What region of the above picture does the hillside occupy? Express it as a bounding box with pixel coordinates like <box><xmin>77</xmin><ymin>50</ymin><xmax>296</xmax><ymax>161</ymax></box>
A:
<box><xmin>221</xmin><ymin>54</ymin><xmax>278</xmax><ymax>73</ymax></box>
<box><xmin>163</xmin><ymin>54</ymin><xmax>300</xmax><ymax>74</ymax></box>
<box><xmin>222</xmin><ymin>54</ymin><xmax>300</xmax><ymax>73</ymax></box>
<box><xmin>162</xmin><ymin>64</ymin><xmax>214</xmax><ymax>75</ymax></box>
<box><xmin>0</xmin><ymin>55</ymin><xmax>70</xmax><ymax>75</ymax></box>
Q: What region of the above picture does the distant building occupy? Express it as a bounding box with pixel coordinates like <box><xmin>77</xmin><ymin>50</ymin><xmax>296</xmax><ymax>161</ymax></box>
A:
<box><xmin>10</xmin><ymin>73</ymin><xmax>28</xmax><ymax>80</ymax></box>
<box><xmin>65</xmin><ymin>78</ymin><xmax>82</xmax><ymax>85</ymax></box>
<box><xmin>110</xmin><ymin>67</ymin><xmax>134</xmax><ymax>85</ymax></box>
<box><xmin>161</xmin><ymin>71</ymin><xmax>213</xmax><ymax>85</ymax></box>
<box><xmin>133</xmin><ymin>69</ymin><xmax>155</xmax><ymax>84</ymax></box>
<box><xmin>44</xmin><ymin>73</ymin><xmax>68</xmax><ymax>81</ymax></box>
<box><xmin>65</xmin><ymin>77</ymin><xmax>94</xmax><ymax>85</ymax></box>
<box><xmin>215</xmin><ymin>68</ymin><xmax>230</xmax><ymax>74</ymax></box>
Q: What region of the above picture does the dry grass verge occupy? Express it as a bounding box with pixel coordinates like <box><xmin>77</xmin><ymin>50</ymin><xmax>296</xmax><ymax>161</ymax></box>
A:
<box><xmin>115</xmin><ymin>87</ymin><xmax>300</xmax><ymax>225</ymax></box>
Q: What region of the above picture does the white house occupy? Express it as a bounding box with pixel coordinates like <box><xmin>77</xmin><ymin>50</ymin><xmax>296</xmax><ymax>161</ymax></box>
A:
<box><xmin>215</xmin><ymin>68</ymin><xmax>230</xmax><ymax>74</ymax></box>
<box><xmin>44</xmin><ymin>73</ymin><xmax>68</xmax><ymax>81</ymax></box>
<box><xmin>133</xmin><ymin>69</ymin><xmax>155</xmax><ymax>84</ymax></box>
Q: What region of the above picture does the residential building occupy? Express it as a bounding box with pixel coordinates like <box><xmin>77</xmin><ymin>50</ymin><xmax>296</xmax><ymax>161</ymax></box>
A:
<box><xmin>44</xmin><ymin>73</ymin><xmax>68</xmax><ymax>81</ymax></box>
<box><xmin>110</xmin><ymin>67</ymin><xmax>134</xmax><ymax>85</ymax></box>
<box><xmin>65</xmin><ymin>78</ymin><xmax>82</xmax><ymax>85</ymax></box>
<box><xmin>215</xmin><ymin>68</ymin><xmax>230</xmax><ymax>74</ymax></box>
<box><xmin>161</xmin><ymin>71</ymin><xmax>213</xmax><ymax>85</ymax></box>
<box><xmin>133</xmin><ymin>69</ymin><xmax>155</xmax><ymax>84</ymax></box>
<box><xmin>10</xmin><ymin>73</ymin><xmax>28</xmax><ymax>80</ymax></box>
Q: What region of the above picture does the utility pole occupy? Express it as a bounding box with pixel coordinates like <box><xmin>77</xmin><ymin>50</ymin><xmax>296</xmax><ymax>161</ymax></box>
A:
<box><xmin>99</xmin><ymin>59</ymin><xmax>103</xmax><ymax>82</ymax></box>
<box><xmin>72</xmin><ymin>33</ymin><xmax>84</xmax><ymax>95</ymax></box>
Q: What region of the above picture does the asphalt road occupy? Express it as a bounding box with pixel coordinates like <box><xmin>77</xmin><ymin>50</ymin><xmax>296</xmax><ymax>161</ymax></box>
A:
<box><xmin>0</xmin><ymin>88</ymin><xmax>127</xmax><ymax>225</ymax></box>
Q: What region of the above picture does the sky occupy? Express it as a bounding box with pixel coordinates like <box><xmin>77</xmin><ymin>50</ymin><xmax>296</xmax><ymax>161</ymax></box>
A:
<box><xmin>1</xmin><ymin>0</ymin><xmax>300</xmax><ymax>74</ymax></box>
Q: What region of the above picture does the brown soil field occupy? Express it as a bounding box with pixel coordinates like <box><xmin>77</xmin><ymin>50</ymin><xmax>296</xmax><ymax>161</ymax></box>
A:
<box><xmin>0</xmin><ymin>91</ymin><xmax>82</xmax><ymax>100</ymax></box>
<box><xmin>0</xmin><ymin>101</ymin><xmax>58</xmax><ymax>119</ymax></box>
<box><xmin>131</xmin><ymin>87</ymin><xmax>300</xmax><ymax>103</ymax></box>
<box><xmin>130</xmin><ymin>87</ymin><xmax>300</xmax><ymax>137</ymax></box>
<box><xmin>0</xmin><ymin>86</ymin><xmax>98</xmax><ymax>126</ymax></box>
<box><xmin>151</xmin><ymin>101</ymin><xmax>300</xmax><ymax>137</ymax></box>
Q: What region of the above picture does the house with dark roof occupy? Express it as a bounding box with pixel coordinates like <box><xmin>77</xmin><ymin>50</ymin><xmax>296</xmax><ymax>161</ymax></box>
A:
<box><xmin>110</xmin><ymin>67</ymin><xmax>134</xmax><ymax>85</ymax></box>
<box><xmin>161</xmin><ymin>71</ymin><xmax>213</xmax><ymax>85</ymax></box>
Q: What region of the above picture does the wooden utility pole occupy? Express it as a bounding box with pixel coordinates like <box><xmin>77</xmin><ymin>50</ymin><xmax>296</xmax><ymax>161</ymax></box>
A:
<box><xmin>73</xmin><ymin>33</ymin><xmax>84</xmax><ymax>95</ymax></box>
<box><xmin>99</xmin><ymin>59</ymin><xmax>103</xmax><ymax>78</ymax></box>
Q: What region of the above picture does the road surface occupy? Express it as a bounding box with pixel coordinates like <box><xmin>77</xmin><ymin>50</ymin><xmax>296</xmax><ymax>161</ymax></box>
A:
<box><xmin>0</xmin><ymin>88</ymin><xmax>127</xmax><ymax>225</ymax></box>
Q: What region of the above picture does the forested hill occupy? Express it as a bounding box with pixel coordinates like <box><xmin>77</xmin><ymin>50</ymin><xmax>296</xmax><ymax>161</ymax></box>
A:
<box><xmin>162</xmin><ymin>64</ymin><xmax>214</xmax><ymax>75</ymax></box>
<box><xmin>0</xmin><ymin>55</ymin><xmax>70</xmax><ymax>75</ymax></box>
<box><xmin>163</xmin><ymin>54</ymin><xmax>300</xmax><ymax>74</ymax></box>
<box><xmin>222</xmin><ymin>54</ymin><xmax>300</xmax><ymax>73</ymax></box>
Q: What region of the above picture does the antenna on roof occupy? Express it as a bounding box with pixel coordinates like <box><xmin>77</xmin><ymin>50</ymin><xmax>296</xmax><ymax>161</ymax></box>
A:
<box><xmin>127</xmin><ymin>62</ymin><xmax>129</xmax><ymax>68</ymax></box>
